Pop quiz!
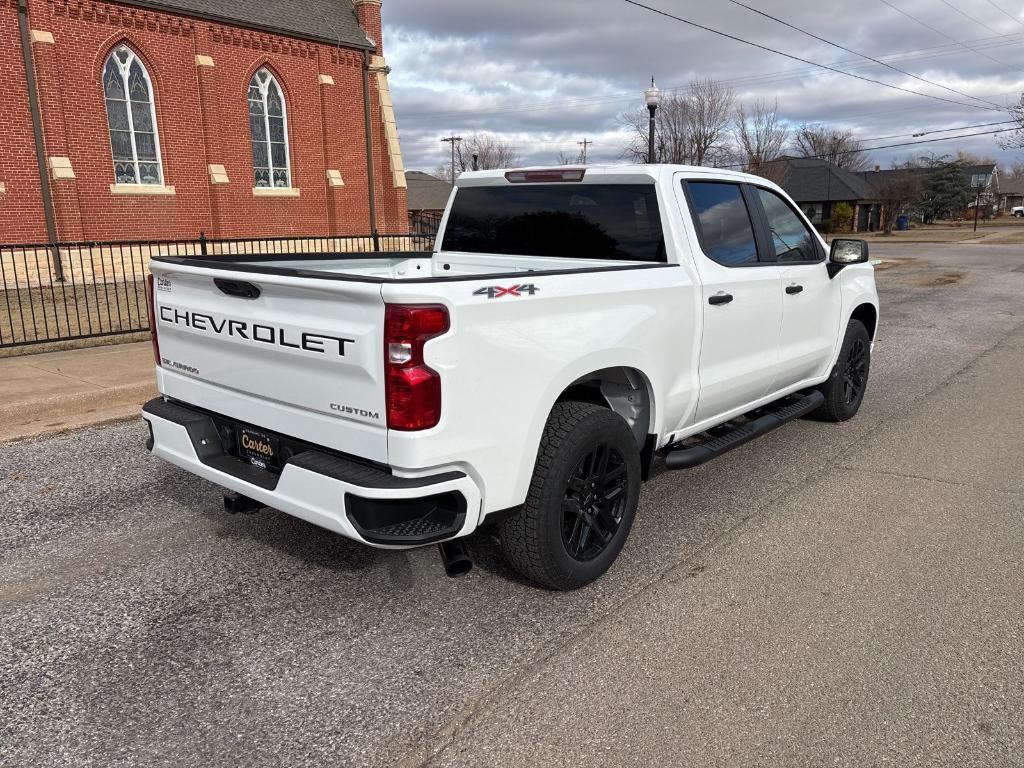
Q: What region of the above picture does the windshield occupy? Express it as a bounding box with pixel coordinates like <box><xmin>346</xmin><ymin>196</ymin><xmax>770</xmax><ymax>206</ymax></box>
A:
<box><xmin>441</xmin><ymin>184</ymin><xmax>666</xmax><ymax>262</ymax></box>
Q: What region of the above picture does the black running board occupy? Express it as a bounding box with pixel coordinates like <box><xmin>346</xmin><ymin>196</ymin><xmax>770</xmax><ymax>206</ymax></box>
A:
<box><xmin>663</xmin><ymin>391</ymin><xmax>824</xmax><ymax>470</ymax></box>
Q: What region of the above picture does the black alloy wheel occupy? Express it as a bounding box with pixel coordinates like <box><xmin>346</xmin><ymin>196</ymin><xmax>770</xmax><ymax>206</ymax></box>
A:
<box><xmin>499</xmin><ymin>401</ymin><xmax>641</xmax><ymax>590</ymax></box>
<box><xmin>843</xmin><ymin>337</ymin><xmax>869</xmax><ymax>406</ymax></box>
<box><xmin>561</xmin><ymin>443</ymin><xmax>628</xmax><ymax>561</ymax></box>
<box><xmin>810</xmin><ymin>318</ymin><xmax>871</xmax><ymax>422</ymax></box>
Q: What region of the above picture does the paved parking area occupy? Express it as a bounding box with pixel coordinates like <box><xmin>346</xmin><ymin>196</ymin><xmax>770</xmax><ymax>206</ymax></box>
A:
<box><xmin>2</xmin><ymin>243</ymin><xmax>1022</xmax><ymax>767</ymax></box>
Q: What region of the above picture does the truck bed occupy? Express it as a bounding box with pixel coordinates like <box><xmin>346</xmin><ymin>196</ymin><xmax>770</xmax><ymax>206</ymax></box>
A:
<box><xmin>153</xmin><ymin>250</ymin><xmax>655</xmax><ymax>282</ymax></box>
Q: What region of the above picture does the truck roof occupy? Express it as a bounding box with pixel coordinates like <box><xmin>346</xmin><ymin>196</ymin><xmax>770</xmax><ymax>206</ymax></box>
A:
<box><xmin>455</xmin><ymin>164</ymin><xmax>778</xmax><ymax>189</ymax></box>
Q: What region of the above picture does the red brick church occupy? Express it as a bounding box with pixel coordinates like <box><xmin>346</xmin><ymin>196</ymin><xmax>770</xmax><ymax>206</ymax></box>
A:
<box><xmin>0</xmin><ymin>0</ymin><xmax>408</xmax><ymax>244</ymax></box>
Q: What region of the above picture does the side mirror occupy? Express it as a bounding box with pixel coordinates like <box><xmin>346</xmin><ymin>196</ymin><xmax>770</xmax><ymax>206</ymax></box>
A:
<box><xmin>830</xmin><ymin>238</ymin><xmax>869</xmax><ymax>264</ymax></box>
<box><xmin>828</xmin><ymin>238</ymin><xmax>869</xmax><ymax>278</ymax></box>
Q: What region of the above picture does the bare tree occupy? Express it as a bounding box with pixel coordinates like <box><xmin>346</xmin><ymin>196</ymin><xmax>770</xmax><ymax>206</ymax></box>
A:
<box><xmin>955</xmin><ymin>149</ymin><xmax>997</xmax><ymax>165</ymax></box>
<box><xmin>792</xmin><ymin>123</ymin><xmax>870</xmax><ymax>171</ymax></box>
<box><xmin>685</xmin><ymin>79</ymin><xmax>735</xmax><ymax>166</ymax></box>
<box><xmin>619</xmin><ymin>79</ymin><xmax>734</xmax><ymax>166</ymax></box>
<box><xmin>620</xmin><ymin>91</ymin><xmax>689</xmax><ymax>164</ymax></box>
<box><xmin>733</xmin><ymin>99</ymin><xmax>789</xmax><ymax>185</ymax></box>
<box><xmin>998</xmin><ymin>98</ymin><xmax>1024</xmax><ymax>151</ymax></box>
<box><xmin>434</xmin><ymin>132</ymin><xmax>522</xmax><ymax>182</ymax></box>
<box><xmin>874</xmin><ymin>164</ymin><xmax>922</xmax><ymax>234</ymax></box>
<box><xmin>1004</xmin><ymin>160</ymin><xmax>1024</xmax><ymax>179</ymax></box>
<box><xmin>555</xmin><ymin>148</ymin><xmax>584</xmax><ymax>165</ymax></box>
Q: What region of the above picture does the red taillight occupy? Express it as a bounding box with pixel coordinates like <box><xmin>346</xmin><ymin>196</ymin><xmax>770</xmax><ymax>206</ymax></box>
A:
<box><xmin>146</xmin><ymin>273</ymin><xmax>161</xmax><ymax>367</ymax></box>
<box><xmin>384</xmin><ymin>304</ymin><xmax>449</xmax><ymax>431</ymax></box>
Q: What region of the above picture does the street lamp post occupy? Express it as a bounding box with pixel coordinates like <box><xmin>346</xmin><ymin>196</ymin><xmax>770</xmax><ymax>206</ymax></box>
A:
<box><xmin>644</xmin><ymin>77</ymin><xmax>661</xmax><ymax>164</ymax></box>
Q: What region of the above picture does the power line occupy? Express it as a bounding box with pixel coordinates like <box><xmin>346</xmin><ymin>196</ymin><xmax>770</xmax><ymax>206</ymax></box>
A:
<box><xmin>718</xmin><ymin>126</ymin><xmax>1019</xmax><ymax>168</ymax></box>
<box><xmin>725</xmin><ymin>0</ymin><xmax>1002</xmax><ymax>109</ymax></box>
<box><xmin>860</xmin><ymin>119</ymin><xmax>1016</xmax><ymax>141</ymax></box>
<box><xmin>396</xmin><ymin>115</ymin><xmax>1022</xmax><ymax>159</ymax></box>
<box><xmin>936</xmin><ymin>0</ymin><xmax>1002</xmax><ymax>36</ymax></box>
<box><xmin>983</xmin><ymin>0</ymin><xmax>1024</xmax><ymax>29</ymax></box>
<box><xmin>399</xmin><ymin>121</ymin><xmax>1021</xmax><ymax>170</ymax></box>
<box><xmin>878</xmin><ymin>0</ymin><xmax>1023</xmax><ymax>73</ymax></box>
<box><xmin>620</xmin><ymin>0</ymin><xmax>1001</xmax><ymax>111</ymax></box>
<box><xmin>396</xmin><ymin>32</ymin><xmax>1024</xmax><ymax>124</ymax></box>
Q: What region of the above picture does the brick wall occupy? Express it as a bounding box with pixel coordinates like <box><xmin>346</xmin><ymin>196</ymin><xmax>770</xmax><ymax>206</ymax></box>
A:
<box><xmin>0</xmin><ymin>0</ymin><xmax>49</xmax><ymax>242</ymax></box>
<box><xmin>0</xmin><ymin>0</ymin><xmax>407</xmax><ymax>244</ymax></box>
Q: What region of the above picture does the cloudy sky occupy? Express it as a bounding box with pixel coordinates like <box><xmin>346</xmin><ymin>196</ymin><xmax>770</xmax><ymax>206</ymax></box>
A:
<box><xmin>380</xmin><ymin>0</ymin><xmax>1024</xmax><ymax>173</ymax></box>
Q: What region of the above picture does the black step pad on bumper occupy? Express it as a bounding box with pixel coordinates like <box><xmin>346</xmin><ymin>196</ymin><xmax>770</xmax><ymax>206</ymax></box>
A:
<box><xmin>143</xmin><ymin>397</ymin><xmax>470</xmax><ymax>545</ymax></box>
<box><xmin>142</xmin><ymin>397</ymin><xmax>465</xmax><ymax>491</ymax></box>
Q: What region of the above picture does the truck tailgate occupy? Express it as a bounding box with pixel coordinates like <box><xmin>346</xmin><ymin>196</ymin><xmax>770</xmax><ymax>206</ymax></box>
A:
<box><xmin>150</xmin><ymin>261</ymin><xmax>388</xmax><ymax>462</ymax></box>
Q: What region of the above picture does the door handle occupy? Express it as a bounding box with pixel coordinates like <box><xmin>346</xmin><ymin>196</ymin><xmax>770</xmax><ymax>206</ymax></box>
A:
<box><xmin>708</xmin><ymin>293</ymin><xmax>734</xmax><ymax>306</ymax></box>
<box><xmin>214</xmin><ymin>278</ymin><xmax>261</xmax><ymax>299</ymax></box>
<box><xmin>785</xmin><ymin>284</ymin><xmax>804</xmax><ymax>295</ymax></box>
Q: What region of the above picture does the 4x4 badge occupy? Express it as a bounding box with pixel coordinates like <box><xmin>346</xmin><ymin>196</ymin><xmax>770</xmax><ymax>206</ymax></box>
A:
<box><xmin>473</xmin><ymin>283</ymin><xmax>539</xmax><ymax>299</ymax></box>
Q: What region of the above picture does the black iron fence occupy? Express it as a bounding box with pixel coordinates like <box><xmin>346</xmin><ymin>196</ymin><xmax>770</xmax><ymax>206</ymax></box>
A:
<box><xmin>1</xmin><ymin>222</ymin><xmax>441</xmax><ymax>350</ymax></box>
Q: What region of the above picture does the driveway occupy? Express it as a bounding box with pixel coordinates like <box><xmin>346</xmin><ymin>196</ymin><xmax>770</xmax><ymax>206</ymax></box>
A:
<box><xmin>2</xmin><ymin>242</ymin><xmax>1022</xmax><ymax>767</ymax></box>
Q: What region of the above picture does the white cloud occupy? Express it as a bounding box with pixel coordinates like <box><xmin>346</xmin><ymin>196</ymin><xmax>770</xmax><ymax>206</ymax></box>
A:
<box><xmin>382</xmin><ymin>0</ymin><xmax>1024</xmax><ymax>171</ymax></box>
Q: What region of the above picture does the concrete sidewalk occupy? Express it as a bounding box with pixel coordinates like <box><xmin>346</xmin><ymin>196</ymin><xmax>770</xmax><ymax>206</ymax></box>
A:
<box><xmin>0</xmin><ymin>342</ymin><xmax>155</xmax><ymax>442</ymax></box>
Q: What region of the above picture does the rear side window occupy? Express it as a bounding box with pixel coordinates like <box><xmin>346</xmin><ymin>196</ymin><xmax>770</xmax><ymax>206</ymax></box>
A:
<box><xmin>441</xmin><ymin>184</ymin><xmax>665</xmax><ymax>262</ymax></box>
<box><xmin>685</xmin><ymin>182</ymin><xmax>759</xmax><ymax>266</ymax></box>
<box><xmin>755</xmin><ymin>188</ymin><xmax>822</xmax><ymax>263</ymax></box>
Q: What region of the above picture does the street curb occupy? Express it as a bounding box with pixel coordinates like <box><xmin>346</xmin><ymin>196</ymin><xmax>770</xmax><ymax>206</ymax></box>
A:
<box><xmin>0</xmin><ymin>381</ymin><xmax>156</xmax><ymax>443</ymax></box>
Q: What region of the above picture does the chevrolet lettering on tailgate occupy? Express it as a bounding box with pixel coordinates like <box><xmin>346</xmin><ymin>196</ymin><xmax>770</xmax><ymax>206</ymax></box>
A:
<box><xmin>158</xmin><ymin>306</ymin><xmax>354</xmax><ymax>356</ymax></box>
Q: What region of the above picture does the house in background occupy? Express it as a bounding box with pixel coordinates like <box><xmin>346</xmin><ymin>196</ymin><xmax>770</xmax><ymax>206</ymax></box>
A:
<box><xmin>406</xmin><ymin>170</ymin><xmax>453</xmax><ymax>241</ymax></box>
<box><xmin>859</xmin><ymin>163</ymin><xmax>998</xmax><ymax>219</ymax></box>
<box><xmin>996</xmin><ymin>176</ymin><xmax>1024</xmax><ymax>213</ymax></box>
<box><xmin>406</xmin><ymin>171</ymin><xmax>453</xmax><ymax>217</ymax></box>
<box><xmin>0</xmin><ymin>0</ymin><xmax>407</xmax><ymax>244</ymax></box>
<box><xmin>776</xmin><ymin>157</ymin><xmax>882</xmax><ymax>232</ymax></box>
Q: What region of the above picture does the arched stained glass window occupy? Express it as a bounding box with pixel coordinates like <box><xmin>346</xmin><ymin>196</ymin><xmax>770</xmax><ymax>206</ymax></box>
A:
<box><xmin>248</xmin><ymin>68</ymin><xmax>291</xmax><ymax>188</ymax></box>
<box><xmin>103</xmin><ymin>45</ymin><xmax>163</xmax><ymax>185</ymax></box>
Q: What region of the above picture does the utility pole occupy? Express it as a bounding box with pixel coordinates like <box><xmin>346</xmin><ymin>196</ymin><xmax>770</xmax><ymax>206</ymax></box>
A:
<box><xmin>441</xmin><ymin>135</ymin><xmax>462</xmax><ymax>183</ymax></box>
<box><xmin>577</xmin><ymin>138</ymin><xmax>593</xmax><ymax>164</ymax></box>
<box><xmin>973</xmin><ymin>183</ymin><xmax>983</xmax><ymax>232</ymax></box>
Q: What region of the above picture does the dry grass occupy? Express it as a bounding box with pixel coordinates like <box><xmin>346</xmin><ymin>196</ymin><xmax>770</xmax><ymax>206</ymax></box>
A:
<box><xmin>0</xmin><ymin>278</ymin><xmax>149</xmax><ymax>352</ymax></box>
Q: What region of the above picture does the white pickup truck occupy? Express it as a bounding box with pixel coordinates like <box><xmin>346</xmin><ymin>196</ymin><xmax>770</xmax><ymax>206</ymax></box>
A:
<box><xmin>143</xmin><ymin>165</ymin><xmax>878</xmax><ymax>590</ymax></box>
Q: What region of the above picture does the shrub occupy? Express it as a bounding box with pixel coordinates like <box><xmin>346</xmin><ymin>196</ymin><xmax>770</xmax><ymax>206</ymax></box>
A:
<box><xmin>832</xmin><ymin>202</ymin><xmax>854</xmax><ymax>233</ymax></box>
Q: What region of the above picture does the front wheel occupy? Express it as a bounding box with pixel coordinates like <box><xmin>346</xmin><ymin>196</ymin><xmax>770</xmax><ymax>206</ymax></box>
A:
<box><xmin>813</xmin><ymin>318</ymin><xmax>871</xmax><ymax>422</ymax></box>
<box><xmin>499</xmin><ymin>402</ymin><xmax>641</xmax><ymax>590</ymax></box>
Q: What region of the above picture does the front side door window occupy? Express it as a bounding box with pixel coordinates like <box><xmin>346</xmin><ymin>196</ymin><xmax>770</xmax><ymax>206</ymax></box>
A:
<box><xmin>755</xmin><ymin>188</ymin><xmax>821</xmax><ymax>263</ymax></box>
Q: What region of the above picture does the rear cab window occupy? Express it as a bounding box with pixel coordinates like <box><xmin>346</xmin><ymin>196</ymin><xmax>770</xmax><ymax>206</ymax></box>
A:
<box><xmin>441</xmin><ymin>184</ymin><xmax>666</xmax><ymax>262</ymax></box>
<box><xmin>684</xmin><ymin>181</ymin><xmax>761</xmax><ymax>267</ymax></box>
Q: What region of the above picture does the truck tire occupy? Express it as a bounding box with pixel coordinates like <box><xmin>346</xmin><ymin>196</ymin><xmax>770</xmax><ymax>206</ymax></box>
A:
<box><xmin>812</xmin><ymin>318</ymin><xmax>871</xmax><ymax>422</ymax></box>
<box><xmin>500</xmin><ymin>402</ymin><xmax>641</xmax><ymax>590</ymax></box>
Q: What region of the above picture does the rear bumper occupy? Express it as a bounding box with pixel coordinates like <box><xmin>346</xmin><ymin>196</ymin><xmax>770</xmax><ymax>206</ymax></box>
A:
<box><xmin>142</xmin><ymin>398</ymin><xmax>482</xmax><ymax>548</ymax></box>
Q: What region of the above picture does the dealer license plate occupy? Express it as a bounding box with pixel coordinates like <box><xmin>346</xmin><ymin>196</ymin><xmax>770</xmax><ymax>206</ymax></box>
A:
<box><xmin>236</xmin><ymin>427</ymin><xmax>280</xmax><ymax>471</ymax></box>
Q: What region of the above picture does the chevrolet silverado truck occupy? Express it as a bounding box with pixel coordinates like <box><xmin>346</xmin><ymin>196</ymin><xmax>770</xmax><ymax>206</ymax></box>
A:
<box><xmin>143</xmin><ymin>165</ymin><xmax>878</xmax><ymax>590</ymax></box>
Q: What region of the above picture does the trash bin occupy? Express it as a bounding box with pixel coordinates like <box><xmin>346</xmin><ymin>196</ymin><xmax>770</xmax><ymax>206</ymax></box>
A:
<box><xmin>896</xmin><ymin>215</ymin><xmax>910</xmax><ymax>231</ymax></box>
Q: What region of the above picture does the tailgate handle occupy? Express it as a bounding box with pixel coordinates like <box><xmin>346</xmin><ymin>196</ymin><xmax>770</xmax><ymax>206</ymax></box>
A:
<box><xmin>214</xmin><ymin>278</ymin><xmax>261</xmax><ymax>300</ymax></box>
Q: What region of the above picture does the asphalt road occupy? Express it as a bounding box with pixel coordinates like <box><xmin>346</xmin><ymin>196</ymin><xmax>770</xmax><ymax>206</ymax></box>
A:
<box><xmin>2</xmin><ymin>243</ymin><xmax>1023</xmax><ymax>767</ymax></box>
